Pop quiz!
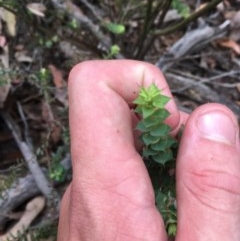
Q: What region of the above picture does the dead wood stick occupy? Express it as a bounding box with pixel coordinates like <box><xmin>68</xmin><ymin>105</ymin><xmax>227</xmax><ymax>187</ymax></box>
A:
<box><xmin>0</xmin><ymin>154</ymin><xmax>71</xmax><ymax>231</ymax></box>
<box><xmin>166</xmin><ymin>72</ymin><xmax>240</xmax><ymax>115</ymax></box>
<box><xmin>78</xmin><ymin>0</ymin><xmax>104</xmax><ymax>22</ymax></box>
<box><xmin>1</xmin><ymin>113</ymin><xmax>60</xmax><ymax>206</ymax></box>
<box><xmin>155</xmin><ymin>20</ymin><xmax>230</xmax><ymax>72</ymax></box>
<box><xmin>0</xmin><ymin>197</ymin><xmax>45</xmax><ymax>241</ymax></box>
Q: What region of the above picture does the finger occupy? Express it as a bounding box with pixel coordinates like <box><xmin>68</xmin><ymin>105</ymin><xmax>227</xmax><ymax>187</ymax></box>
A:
<box><xmin>69</xmin><ymin>60</ymin><xmax>182</xmax><ymax>132</ymax></box>
<box><xmin>57</xmin><ymin>185</ymin><xmax>71</xmax><ymax>241</ymax></box>
<box><xmin>176</xmin><ymin>103</ymin><xmax>240</xmax><ymax>241</ymax></box>
<box><xmin>68</xmin><ymin>60</ymin><xmax>176</xmax><ymax>240</ymax></box>
<box><xmin>68</xmin><ymin>60</ymin><xmax>182</xmax><ymax>175</ymax></box>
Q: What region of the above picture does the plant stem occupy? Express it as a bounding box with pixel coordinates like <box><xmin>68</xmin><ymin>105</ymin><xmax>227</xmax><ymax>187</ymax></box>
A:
<box><xmin>138</xmin><ymin>0</ymin><xmax>172</xmax><ymax>59</ymax></box>
<box><xmin>133</xmin><ymin>0</ymin><xmax>154</xmax><ymax>58</ymax></box>
<box><xmin>154</xmin><ymin>0</ymin><xmax>223</xmax><ymax>36</ymax></box>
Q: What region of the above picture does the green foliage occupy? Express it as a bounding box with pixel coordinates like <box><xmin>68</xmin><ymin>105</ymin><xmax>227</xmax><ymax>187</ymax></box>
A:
<box><xmin>39</xmin><ymin>35</ymin><xmax>59</xmax><ymax>49</ymax></box>
<box><xmin>104</xmin><ymin>44</ymin><xmax>120</xmax><ymax>59</ymax></box>
<box><xmin>104</xmin><ymin>22</ymin><xmax>125</xmax><ymax>35</ymax></box>
<box><xmin>0</xmin><ymin>165</ymin><xmax>22</xmax><ymax>199</ymax></box>
<box><xmin>49</xmin><ymin>146</ymin><xmax>66</xmax><ymax>182</ymax></box>
<box><xmin>134</xmin><ymin>83</ymin><xmax>178</xmax><ymax>237</ymax></box>
<box><xmin>69</xmin><ymin>19</ymin><xmax>78</xmax><ymax>29</ymax></box>
<box><xmin>171</xmin><ymin>0</ymin><xmax>190</xmax><ymax>18</ymax></box>
<box><xmin>0</xmin><ymin>69</ymin><xmax>10</xmax><ymax>86</ymax></box>
<box><xmin>133</xmin><ymin>84</ymin><xmax>176</xmax><ymax>165</ymax></box>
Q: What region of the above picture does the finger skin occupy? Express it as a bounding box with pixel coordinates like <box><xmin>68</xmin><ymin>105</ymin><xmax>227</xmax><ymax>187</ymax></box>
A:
<box><xmin>58</xmin><ymin>60</ymin><xmax>184</xmax><ymax>241</ymax></box>
<box><xmin>176</xmin><ymin>103</ymin><xmax>240</xmax><ymax>241</ymax></box>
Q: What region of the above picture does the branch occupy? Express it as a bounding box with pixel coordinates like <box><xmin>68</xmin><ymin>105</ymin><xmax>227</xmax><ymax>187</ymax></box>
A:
<box><xmin>0</xmin><ymin>197</ymin><xmax>45</xmax><ymax>241</ymax></box>
<box><xmin>155</xmin><ymin>20</ymin><xmax>230</xmax><ymax>71</ymax></box>
<box><xmin>0</xmin><ymin>154</ymin><xmax>71</xmax><ymax>230</ymax></box>
<box><xmin>1</xmin><ymin>112</ymin><xmax>60</xmax><ymax>206</ymax></box>
<box><xmin>154</xmin><ymin>0</ymin><xmax>223</xmax><ymax>36</ymax></box>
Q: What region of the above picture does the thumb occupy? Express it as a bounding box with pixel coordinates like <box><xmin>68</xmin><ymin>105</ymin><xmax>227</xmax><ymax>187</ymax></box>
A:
<box><xmin>176</xmin><ymin>103</ymin><xmax>240</xmax><ymax>241</ymax></box>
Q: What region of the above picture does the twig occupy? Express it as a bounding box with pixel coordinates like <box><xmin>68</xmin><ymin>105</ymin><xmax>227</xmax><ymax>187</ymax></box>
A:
<box><xmin>16</xmin><ymin>101</ymin><xmax>33</xmax><ymax>150</ymax></box>
<box><xmin>166</xmin><ymin>72</ymin><xmax>240</xmax><ymax>115</ymax></box>
<box><xmin>0</xmin><ymin>197</ymin><xmax>45</xmax><ymax>241</ymax></box>
<box><xmin>78</xmin><ymin>0</ymin><xmax>103</xmax><ymax>22</ymax></box>
<box><xmin>154</xmin><ymin>0</ymin><xmax>223</xmax><ymax>36</ymax></box>
<box><xmin>133</xmin><ymin>0</ymin><xmax>155</xmax><ymax>58</ymax></box>
<box><xmin>137</xmin><ymin>0</ymin><xmax>172</xmax><ymax>59</ymax></box>
<box><xmin>155</xmin><ymin>20</ymin><xmax>230</xmax><ymax>72</ymax></box>
<box><xmin>0</xmin><ymin>154</ymin><xmax>71</xmax><ymax>230</ymax></box>
<box><xmin>170</xmin><ymin>70</ymin><xmax>240</xmax><ymax>92</ymax></box>
<box><xmin>1</xmin><ymin>112</ymin><xmax>60</xmax><ymax>206</ymax></box>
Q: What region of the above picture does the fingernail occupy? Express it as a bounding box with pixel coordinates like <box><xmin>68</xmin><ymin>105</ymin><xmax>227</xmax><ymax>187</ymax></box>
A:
<box><xmin>197</xmin><ymin>111</ymin><xmax>237</xmax><ymax>145</ymax></box>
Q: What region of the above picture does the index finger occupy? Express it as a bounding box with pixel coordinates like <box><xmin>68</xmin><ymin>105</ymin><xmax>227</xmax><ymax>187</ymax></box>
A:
<box><xmin>68</xmin><ymin>60</ymin><xmax>184</xmax><ymax>175</ymax></box>
<box><xmin>69</xmin><ymin>60</ymin><xmax>181</xmax><ymax>129</ymax></box>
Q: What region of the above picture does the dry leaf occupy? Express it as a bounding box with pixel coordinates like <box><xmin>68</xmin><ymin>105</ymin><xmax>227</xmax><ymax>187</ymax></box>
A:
<box><xmin>48</xmin><ymin>64</ymin><xmax>66</xmax><ymax>88</ymax></box>
<box><xmin>66</xmin><ymin>1</ymin><xmax>84</xmax><ymax>18</ymax></box>
<box><xmin>26</xmin><ymin>3</ymin><xmax>46</xmax><ymax>18</ymax></box>
<box><xmin>218</xmin><ymin>39</ymin><xmax>240</xmax><ymax>55</ymax></box>
<box><xmin>229</xmin><ymin>11</ymin><xmax>240</xmax><ymax>41</ymax></box>
<box><xmin>0</xmin><ymin>8</ymin><xmax>16</xmax><ymax>36</ymax></box>
<box><xmin>230</xmin><ymin>11</ymin><xmax>240</xmax><ymax>29</ymax></box>
<box><xmin>15</xmin><ymin>51</ymin><xmax>33</xmax><ymax>63</ymax></box>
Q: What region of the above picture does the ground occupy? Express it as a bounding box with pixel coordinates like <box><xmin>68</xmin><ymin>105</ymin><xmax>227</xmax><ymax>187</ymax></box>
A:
<box><xmin>0</xmin><ymin>0</ymin><xmax>239</xmax><ymax>240</ymax></box>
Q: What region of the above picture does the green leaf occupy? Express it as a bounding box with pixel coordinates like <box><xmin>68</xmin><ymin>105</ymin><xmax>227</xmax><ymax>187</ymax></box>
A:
<box><xmin>141</xmin><ymin>133</ymin><xmax>160</xmax><ymax>145</ymax></box>
<box><xmin>142</xmin><ymin>148</ymin><xmax>158</xmax><ymax>157</ymax></box>
<box><xmin>151</xmin><ymin>138</ymin><xmax>176</xmax><ymax>151</ymax></box>
<box><xmin>152</xmin><ymin>95</ymin><xmax>170</xmax><ymax>108</ymax></box>
<box><xmin>164</xmin><ymin>138</ymin><xmax>177</xmax><ymax>149</ymax></box>
<box><xmin>133</xmin><ymin>95</ymin><xmax>147</xmax><ymax>106</ymax></box>
<box><xmin>150</xmin><ymin>124</ymin><xmax>171</xmax><ymax>137</ymax></box>
<box><xmin>171</xmin><ymin>0</ymin><xmax>190</xmax><ymax>18</ymax></box>
<box><xmin>104</xmin><ymin>22</ymin><xmax>125</xmax><ymax>34</ymax></box>
<box><xmin>110</xmin><ymin>44</ymin><xmax>120</xmax><ymax>55</ymax></box>
<box><xmin>151</xmin><ymin>141</ymin><xmax>165</xmax><ymax>151</ymax></box>
<box><xmin>142</xmin><ymin>106</ymin><xmax>156</xmax><ymax>118</ymax></box>
<box><xmin>143</xmin><ymin>109</ymin><xmax>170</xmax><ymax>127</ymax></box>
<box><xmin>152</xmin><ymin>151</ymin><xmax>173</xmax><ymax>165</ymax></box>
<box><xmin>168</xmin><ymin>223</ymin><xmax>177</xmax><ymax>237</ymax></box>
<box><xmin>135</xmin><ymin>121</ymin><xmax>149</xmax><ymax>132</ymax></box>
<box><xmin>142</xmin><ymin>117</ymin><xmax>160</xmax><ymax>129</ymax></box>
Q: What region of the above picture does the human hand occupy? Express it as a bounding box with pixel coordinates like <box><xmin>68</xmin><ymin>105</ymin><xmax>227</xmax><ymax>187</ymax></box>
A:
<box><xmin>57</xmin><ymin>60</ymin><xmax>240</xmax><ymax>241</ymax></box>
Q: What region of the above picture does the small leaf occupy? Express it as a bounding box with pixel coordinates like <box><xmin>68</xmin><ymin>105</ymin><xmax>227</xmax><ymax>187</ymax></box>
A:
<box><xmin>142</xmin><ymin>106</ymin><xmax>156</xmax><ymax>118</ymax></box>
<box><xmin>27</xmin><ymin>3</ymin><xmax>47</xmax><ymax>17</ymax></box>
<box><xmin>142</xmin><ymin>117</ymin><xmax>161</xmax><ymax>128</ymax></box>
<box><xmin>151</xmin><ymin>141</ymin><xmax>166</xmax><ymax>151</ymax></box>
<box><xmin>168</xmin><ymin>223</ymin><xmax>177</xmax><ymax>237</ymax></box>
<box><xmin>142</xmin><ymin>148</ymin><xmax>158</xmax><ymax>157</ymax></box>
<box><xmin>104</xmin><ymin>22</ymin><xmax>125</xmax><ymax>35</ymax></box>
<box><xmin>164</xmin><ymin>138</ymin><xmax>177</xmax><ymax>149</ymax></box>
<box><xmin>135</xmin><ymin>121</ymin><xmax>149</xmax><ymax>132</ymax></box>
<box><xmin>110</xmin><ymin>44</ymin><xmax>120</xmax><ymax>55</ymax></box>
<box><xmin>150</xmin><ymin>124</ymin><xmax>171</xmax><ymax>137</ymax></box>
<box><xmin>133</xmin><ymin>95</ymin><xmax>146</xmax><ymax>106</ymax></box>
<box><xmin>141</xmin><ymin>133</ymin><xmax>160</xmax><ymax>145</ymax></box>
<box><xmin>152</xmin><ymin>151</ymin><xmax>173</xmax><ymax>165</ymax></box>
<box><xmin>143</xmin><ymin>109</ymin><xmax>170</xmax><ymax>127</ymax></box>
<box><xmin>151</xmin><ymin>138</ymin><xmax>176</xmax><ymax>151</ymax></box>
<box><xmin>152</xmin><ymin>95</ymin><xmax>170</xmax><ymax>108</ymax></box>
